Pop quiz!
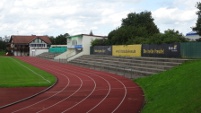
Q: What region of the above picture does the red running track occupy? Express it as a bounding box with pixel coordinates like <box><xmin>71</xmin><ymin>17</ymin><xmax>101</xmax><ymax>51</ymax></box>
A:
<box><xmin>0</xmin><ymin>57</ymin><xmax>144</xmax><ymax>113</ymax></box>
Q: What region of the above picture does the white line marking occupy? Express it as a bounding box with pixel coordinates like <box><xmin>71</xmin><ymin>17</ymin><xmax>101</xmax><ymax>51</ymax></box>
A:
<box><xmin>10</xmin><ymin>57</ymin><xmax>50</xmax><ymax>83</ymax></box>
<box><xmin>66</xmin><ymin>67</ymin><xmax>128</xmax><ymax>113</ymax></box>
<box><xmin>11</xmin><ymin>57</ymin><xmax>129</xmax><ymax>113</ymax></box>
<box><xmin>36</xmin><ymin>74</ymin><xmax>83</xmax><ymax>113</ymax></box>
<box><xmin>61</xmin><ymin>75</ymin><xmax>97</xmax><ymax>113</ymax></box>
<box><xmin>110</xmin><ymin>75</ymin><xmax>127</xmax><ymax>113</ymax></box>
<box><xmin>86</xmin><ymin>75</ymin><xmax>111</xmax><ymax>113</ymax></box>
<box><xmin>11</xmin><ymin>58</ymin><xmax>71</xmax><ymax>113</ymax></box>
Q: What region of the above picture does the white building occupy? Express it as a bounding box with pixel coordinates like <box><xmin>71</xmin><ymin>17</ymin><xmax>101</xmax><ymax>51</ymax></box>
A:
<box><xmin>185</xmin><ymin>31</ymin><xmax>201</xmax><ymax>41</ymax></box>
<box><xmin>55</xmin><ymin>34</ymin><xmax>106</xmax><ymax>61</ymax></box>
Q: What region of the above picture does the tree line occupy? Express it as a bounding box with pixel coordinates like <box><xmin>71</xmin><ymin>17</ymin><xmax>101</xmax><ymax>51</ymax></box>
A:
<box><xmin>91</xmin><ymin>2</ymin><xmax>201</xmax><ymax>46</ymax></box>
<box><xmin>0</xmin><ymin>40</ymin><xmax>6</xmax><ymax>52</ymax></box>
<box><xmin>49</xmin><ymin>33</ymin><xmax>69</xmax><ymax>45</ymax></box>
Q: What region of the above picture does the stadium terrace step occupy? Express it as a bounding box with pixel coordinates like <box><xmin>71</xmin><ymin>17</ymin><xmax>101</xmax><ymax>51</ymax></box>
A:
<box><xmin>80</xmin><ymin>55</ymin><xmax>188</xmax><ymax>63</ymax></box>
<box><xmin>69</xmin><ymin>55</ymin><xmax>189</xmax><ymax>79</ymax></box>
<box><xmin>73</xmin><ymin>58</ymin><xmax>181</xmax><ymax>68</ymax></box>
<box><xmin>71</xmin><ymin>60</ymin><xmax>161</xmax><ymax>75</ymax></box>
<box><xmin>37</xmin><ymin>52</ymin><xmax>61</xmax><ymax>59</ymax></box>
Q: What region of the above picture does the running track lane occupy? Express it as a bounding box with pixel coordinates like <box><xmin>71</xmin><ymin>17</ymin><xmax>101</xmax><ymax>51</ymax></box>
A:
<box><xmin>0</xmin><ymin>57</ymin><xmax>144</xmax><ymax>113</ymax></box>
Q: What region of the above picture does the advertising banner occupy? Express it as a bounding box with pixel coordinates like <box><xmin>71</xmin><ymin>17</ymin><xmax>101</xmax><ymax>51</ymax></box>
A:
<box><xmin>142</xmin><ymin>43</ymin><xmax>180</xmax><ymax>58</ymax></box>
<box><xmin>112</xmin><ymin>45</ymin><xmax>141</xmax><ymax>57</ymax></box>
<box><xmin>92</xmin><ymin>46</ymin><xmax>112</xmax><ymax>55</ymax></box>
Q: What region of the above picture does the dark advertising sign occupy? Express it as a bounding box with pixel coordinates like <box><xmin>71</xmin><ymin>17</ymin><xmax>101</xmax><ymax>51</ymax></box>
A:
<box><xmin>142</xmin><ymin>43</ymin><xmax>180</xmax><ymax>58</ymax></box>
<box><xmin>92</xmin><ymin>46</ymin><xmax>112</xmax><ymax>55</ymax></box>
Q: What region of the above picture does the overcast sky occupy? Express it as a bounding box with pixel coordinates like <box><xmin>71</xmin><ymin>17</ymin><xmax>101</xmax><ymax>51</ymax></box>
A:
<box><xmin>0</xmin><ymin>0</ymin><xmax>200</xmax><ymax>38</ymax></box>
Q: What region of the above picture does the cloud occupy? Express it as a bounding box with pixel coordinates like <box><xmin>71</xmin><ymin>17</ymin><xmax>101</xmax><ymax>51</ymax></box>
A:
<box><xmin>152</xmin><ymin>0</ymin><xmax>199</xmax><ymax>35</ymax></box>
<box><xmin>1</xmin><ymin>0</ymin><xmax>141</xmax><ymax>37</ymax></box>
<box><xmin>0</xmin><ymin>0</ymin><xmax>200</xmax><ymax>38</ymax></box>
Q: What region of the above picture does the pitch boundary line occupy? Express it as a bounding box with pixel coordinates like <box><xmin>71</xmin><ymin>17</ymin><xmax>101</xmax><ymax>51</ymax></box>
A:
<box><xmin>10</xmin><ymin>57</ymin><xmax>50</xmax><ymax>83</ymax></box>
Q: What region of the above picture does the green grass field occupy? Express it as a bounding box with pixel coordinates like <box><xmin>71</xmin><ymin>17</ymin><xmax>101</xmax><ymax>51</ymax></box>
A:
<box><xmin>0</xmin><ymin>56</ymin><xmax>56</xmax><ymax>87</ymax></box>
<box><xmin>135</xmin><ymin>60</ymin><xmax>201</xmax><ymax>113</ymax></box>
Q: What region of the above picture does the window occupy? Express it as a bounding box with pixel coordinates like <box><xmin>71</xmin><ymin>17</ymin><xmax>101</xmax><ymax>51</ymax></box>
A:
<box><xmin>72</xmin><ymin>40</ymin><xmax>77</xmax><ymax>46</ymax></box>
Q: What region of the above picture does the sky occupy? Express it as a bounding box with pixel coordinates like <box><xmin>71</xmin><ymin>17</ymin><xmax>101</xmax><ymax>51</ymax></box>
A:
<box><xmin>0</xmin><ymin>0</ymin><xmax>200</xmax><ymax>38</ymax></box>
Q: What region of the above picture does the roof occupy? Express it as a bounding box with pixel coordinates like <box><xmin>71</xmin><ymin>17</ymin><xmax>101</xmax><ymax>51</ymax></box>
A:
<box><xmin>186</xmin><ymin>31</ymin><xmax>199</xmax><ymax>36</ymax></box>
<box><xmin>10</xmin><ymin>35</ymin><xmax>51</xmax><ymax>44</ymax></box>
<box><xmin>67</xmin><ymin>34</ymin><xmax>107</xmax><ymax>38</ymax></box>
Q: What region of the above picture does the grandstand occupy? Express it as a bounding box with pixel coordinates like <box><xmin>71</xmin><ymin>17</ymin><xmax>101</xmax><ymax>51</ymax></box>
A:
<box><xmin>37</xmin><ymin>52</ymin><xmax>61</xmax><ymax>59</ymax></box>
<box><xmin>69</xmin><ymin>55</ymin><xmax>189</xmax><ymax>78</ymax></box>
<box><xmin>37</xmin><ymin>45</ymin><xmax>67</xmax><ymax>60</ymax></box>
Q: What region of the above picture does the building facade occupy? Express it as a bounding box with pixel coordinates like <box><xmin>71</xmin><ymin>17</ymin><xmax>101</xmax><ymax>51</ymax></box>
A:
<box><xmin>9</xmin><ymin>35</ymin><xmax>51</xmax><ymax>56</ymax></box>
<box><xmin>54</xmin><ymin>34</ymin><xmax>106</xmax><ymax>61</ymax></box>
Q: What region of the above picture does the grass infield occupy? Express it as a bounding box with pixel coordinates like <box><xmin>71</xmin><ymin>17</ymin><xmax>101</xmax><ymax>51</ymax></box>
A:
<box><xmin>135</xmin><ymin>59</ymin><xmax>201</xmax><ymax>113</ymax></box>
<box><xmin>0</xmin><ymin>56</ymin><xmax>56</xmax><ymax>87</ymax></box>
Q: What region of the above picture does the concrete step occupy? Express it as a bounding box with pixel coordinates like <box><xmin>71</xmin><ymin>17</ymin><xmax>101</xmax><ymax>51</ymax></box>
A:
<box><xmin>69</xmin><ymin>55</ymin><xmax>189</xmax><ymax>79</ymax></box>
<box><xmin>80</xmin><ymin>55</ymin><xmax>188</xmax><ymax>63</ymax></box>
<box><xmin>70</xmin><ymin>62</ymin><xmax>155</xmax><ymax>79</ymax></box>
<box><xmin>72</xmin><ymin>58</ymin><xmax>180</xmax><ymax>68</ymax></box>
<box><xmin>70</xmin><ymin>60</ymin><xmax>164</xmax><ymax>74</ymax></box>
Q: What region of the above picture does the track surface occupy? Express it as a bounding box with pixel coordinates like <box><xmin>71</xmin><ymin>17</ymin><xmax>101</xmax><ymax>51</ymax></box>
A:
<box><xmin>1</xmin><ymin>57</ymin><xmax>144</xmax><ymax>113</ymax></box>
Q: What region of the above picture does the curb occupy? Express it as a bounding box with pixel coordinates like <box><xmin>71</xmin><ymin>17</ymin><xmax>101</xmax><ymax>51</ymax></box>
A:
<box><xmin>0</xmin><ymin>78</ymin><xmax>58</xmax><ymax>109</ymax></box>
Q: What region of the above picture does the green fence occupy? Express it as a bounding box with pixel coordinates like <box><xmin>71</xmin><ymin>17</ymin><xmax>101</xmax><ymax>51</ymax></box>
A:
<box><xmin>181</xmin><ymin>42</ymin><xmax>201</xmax><ymax>58</ymax></box>
<box><xmin>49</xmin><ymin>47</ymin><xmax>67</xmax><ymax>53</ymax></box>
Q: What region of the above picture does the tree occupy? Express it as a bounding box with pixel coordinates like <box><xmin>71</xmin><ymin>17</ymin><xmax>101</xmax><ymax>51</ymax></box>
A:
<box><xmin>91</xmin><ymin>38</ymin><xmax>109</xmax><ymax>46</ymax></box>
<box><xmin>193</xmin><ymin>2</ymin><xmax>201</xmax><ymax>36</ymax></box>
<box><xmin>196</xmin><ymin>38</ymin><xmax>201</xmax><ymax>42</ymax></box>
<box><xmin>107</xmin><ymin>11</ymin><xmax>160</xmax><ymax>45</ymax></box>
<box><xmin>89</xmin><ymin>30</ymin><xmax>94</xmax><ymax>36</ymax></box>
<box><xmin>146</xmin><ymin>29</ymin><xmax>188</xmax><ymax>44</ymax></box>
<box><xmin>49</xmin><ymin>33</ymin><xmax>69</xmax><ymax>45</ymax></box>
<box><xmin>0</xmin><ymin>40</ymin><xmax>6</xmax><ymax>51</ymax></box>
<box><xmin>49</xmin><ymin>36</ymin><xmax>56</xmax><ymax>44</ymax></box>
<box><xmin>4</xmin><ymin>35</ymin><xmax>10</xmax><ymax>42</ymax></box>
<box><xmin>0</xmin><ymin>36</ymin><xmax>9</xmax><ymax>52</ymax></box>
<box><xmin>92</xmin><ymin>11</ymin><xmax>187</xmax><ymax>46</ymax></box>
<box><xmin>121</xmin><ymin>12</ymin><xmax>159</xmax><ymax>35</ymax></box>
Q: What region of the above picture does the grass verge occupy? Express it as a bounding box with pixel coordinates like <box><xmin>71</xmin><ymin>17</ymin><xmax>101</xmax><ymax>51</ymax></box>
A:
<box><xmin>135</xmin><ymin>60</ymin><xmax>201</xmax><ymax>113</ymax></box>
<box><xmin>0</xmin><ymin>56</ymin><xmax>56</xmax><ymax>87</ymax></box>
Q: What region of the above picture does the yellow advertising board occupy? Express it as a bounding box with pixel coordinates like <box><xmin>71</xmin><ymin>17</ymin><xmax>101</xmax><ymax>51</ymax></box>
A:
<box><xmin>112</xmin><ymin>45</ymin><xmax>142</xmax><ymax>57</ymax></box>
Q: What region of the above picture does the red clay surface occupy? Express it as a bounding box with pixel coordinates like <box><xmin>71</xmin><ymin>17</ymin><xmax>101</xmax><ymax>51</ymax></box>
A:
<box><xmin>0</xmin><ymin>57</ymin><xmax>144</xmax><ymax>113</ymax></box>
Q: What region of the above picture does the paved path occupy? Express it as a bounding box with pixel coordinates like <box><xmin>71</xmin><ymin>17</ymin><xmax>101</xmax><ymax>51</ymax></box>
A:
<box><xmin>0</xmin><ymin>57</ymin><xmax>144</xmax><ymax>113</ymax></box>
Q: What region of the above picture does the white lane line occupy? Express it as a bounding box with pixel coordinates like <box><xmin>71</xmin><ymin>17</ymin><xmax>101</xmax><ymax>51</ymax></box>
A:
<box><xmin>13</xmin><ymin>57</ymin><xmax>127</xmax><ymax>113</ymax></box>
<box><xmin>12</xmin><ymin>74</ymin><xmax>70</xmax><ymax>113</ymax></box>
<box><xmin>13</xmin><ymin>57</ymin><xmax>88</xmax><ymax>113</ymax></box>
<box><xmin>61</xmin><ymin>75</ymin><xmax>97</xmax><ymax>113</ymax></box>
<box><xmin>92</xmin><ymin>87</ymin><xmax>139</xmax><ymax>92</ymax></box>
<box><xmin>39</xmin><ymin>61</ymin><xmax>111</xmax><ymax>113</ymax></box>
<box><xmin>86</xmin><ymin>75</ymin><xmax>111</xmax><ymax>113</ymax></box>
<box><xmin>50</xmin><ymin>61</ymin><xmax>128</xmax><ymax>113</ymax></box>
<box><xmin>66</xmin><ymin>67</ymin><xmax>128</xmax><ymax>113</ymax></box>
<box><xmin>11</xmin><ymin>58</ymin><xmax>71</xmax><ymax>113</ymax></box>
<box><xmin>36</xmin><ymin>74</ymin><xmax>83</xmax><ymax>113</ymax></box>
<box><xmin>35</xmin><ymin>58</ymin><xmax>109</xmax><ymax>113</ymax></box>
<box><xmin>108</xmin><ymin>75</ymin><xmax>127</xmax><ymax>113</ymax></box>
<box><xmin>10</xmin><ymin>57</ymin><xmax>50</xmax><ymax>83</ymax></box>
